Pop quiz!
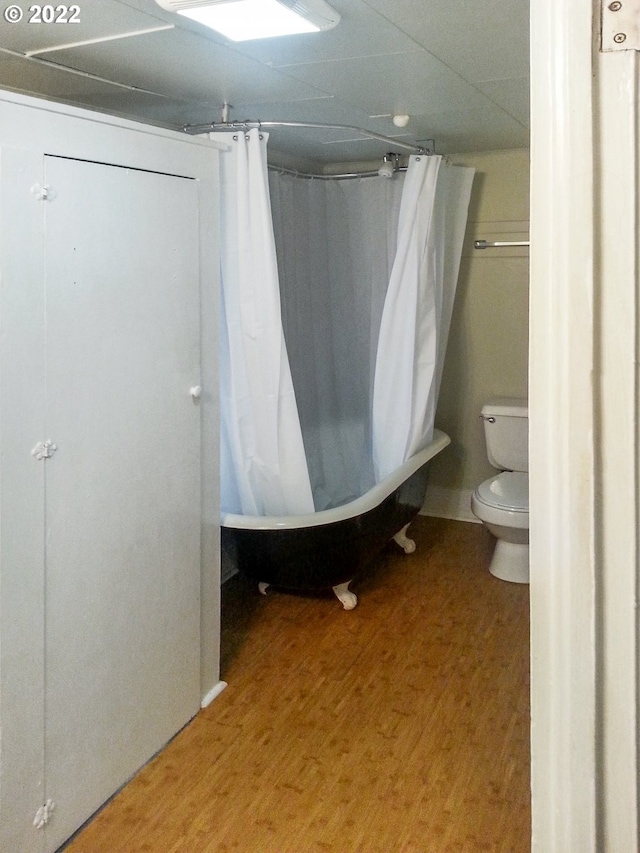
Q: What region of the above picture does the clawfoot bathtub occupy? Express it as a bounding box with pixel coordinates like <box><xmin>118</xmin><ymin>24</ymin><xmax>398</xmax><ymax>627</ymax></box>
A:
<box><xmin>221</xmin><ymin>429</ymin><xmax>450</xmax><ymax>609</ymax></box>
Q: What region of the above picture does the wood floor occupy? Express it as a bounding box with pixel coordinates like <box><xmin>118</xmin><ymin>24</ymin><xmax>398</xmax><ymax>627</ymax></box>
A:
<box><xmin>63</xmin><ymin>516</ymin><xmax>530</xmax><ymax>853</ymax></box>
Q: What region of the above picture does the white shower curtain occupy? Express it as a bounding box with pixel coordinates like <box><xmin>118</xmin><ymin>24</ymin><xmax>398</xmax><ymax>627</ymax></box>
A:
<box><xmin>372</xmin><ymin>155</ymin><xmax>474</xmax><ymax>481</ymax></box>
<box><xmin>214</xmin><ymin>129</ymin><xmax>315</xmax><ymax>516</ymax></box>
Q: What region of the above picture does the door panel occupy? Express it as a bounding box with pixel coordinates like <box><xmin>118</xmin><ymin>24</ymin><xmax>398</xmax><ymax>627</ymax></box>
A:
<box><xmin>42</xmin><ymin>157</ymin><xmax>201</xmax><ymax>850</ymax></box>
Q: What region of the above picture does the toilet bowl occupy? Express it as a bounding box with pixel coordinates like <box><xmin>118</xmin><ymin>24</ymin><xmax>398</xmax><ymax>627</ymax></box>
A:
<box><xmin>471</xmin><ymin>471</ymin><xmax>529</xmax><ymax>583</ymax></box>
<box><xmin>471</xmin><ymin>398</ymin><xmax>530</xmax><ymax>584</ymax></box>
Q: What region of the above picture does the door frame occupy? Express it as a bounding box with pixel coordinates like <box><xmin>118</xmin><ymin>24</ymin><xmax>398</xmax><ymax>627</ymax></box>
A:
<box><xmin>530</xmin><ymin>1</ymin><xmax>639</xmax><ymax>848</ymax></box>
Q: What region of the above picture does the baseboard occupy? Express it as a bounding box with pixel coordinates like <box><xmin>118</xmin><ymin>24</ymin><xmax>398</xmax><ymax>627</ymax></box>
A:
<box><xmin>201</xmin><ymin>680</ymin><xmax>228</xmax><ymax>709</ymax></box>
<box><xmin>420</xmin><ymin>486</ymin><xmax>480</xmax><ymax>523</ymax></box>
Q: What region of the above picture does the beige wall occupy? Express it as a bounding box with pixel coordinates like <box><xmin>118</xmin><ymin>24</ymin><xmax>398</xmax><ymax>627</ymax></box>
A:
<box><xmin>425</xmin><ymin>148</ymin><xmax>530</xmax><ymax>519</ymax></box>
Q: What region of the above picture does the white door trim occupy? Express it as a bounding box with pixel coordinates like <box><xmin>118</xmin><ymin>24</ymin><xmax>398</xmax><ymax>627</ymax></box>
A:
<box><xmin>594</xmin><ymin>35</ymin><xmax>639</xmax><ymax>852</ymax></box>
<box><xmin>530</xmin><ymin>0</ymin><xmax>598</xmax><ymax>849</ymax></box>
<box><xmin>530</xmin><ymin>1</ymin><xmax>640</xmax><ymax>848</ymax></box>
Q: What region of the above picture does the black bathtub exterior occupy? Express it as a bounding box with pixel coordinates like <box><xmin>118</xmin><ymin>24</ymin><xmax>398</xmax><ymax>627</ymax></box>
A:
<box><xmin>221</xmin><ymin>460</ymin><xmax>431</xmax><ymax>592</ymax></box>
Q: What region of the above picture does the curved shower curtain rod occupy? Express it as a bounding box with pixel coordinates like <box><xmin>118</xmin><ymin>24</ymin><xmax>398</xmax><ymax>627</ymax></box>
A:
<box><xmin>182</xmin><ymin>118</ymin><xmax>434</xmax><ymax>156</ymax></box>
<box><xmin>266</xmin><ymin>163</ymin><xmax>407</xmax><ymax>181</ymax></box>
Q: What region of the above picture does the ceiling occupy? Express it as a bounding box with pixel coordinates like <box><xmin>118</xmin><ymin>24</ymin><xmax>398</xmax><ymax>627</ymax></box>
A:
<box><xmin>0</xmin><ymin>0</ymin><xmax>529</xmax><ymax>166</ymax></box>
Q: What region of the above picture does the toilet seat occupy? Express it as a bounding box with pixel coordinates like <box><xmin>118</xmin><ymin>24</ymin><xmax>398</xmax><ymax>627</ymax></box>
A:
<box><xmin>474</xmin><ymin>471</ymin><xmax>528</xmax><ymax>513</ymax></box>
<box><xmin>471</xmin><ymin>471</ymin><xmax>529</xmax><ymax>532</ymax></box>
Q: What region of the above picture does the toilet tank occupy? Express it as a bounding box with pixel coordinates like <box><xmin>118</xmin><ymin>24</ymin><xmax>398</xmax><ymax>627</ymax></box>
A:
<box><xmin>481</xmin><ymin>397</ymin><xmax>528</xmax><ymax>472</ymax></box>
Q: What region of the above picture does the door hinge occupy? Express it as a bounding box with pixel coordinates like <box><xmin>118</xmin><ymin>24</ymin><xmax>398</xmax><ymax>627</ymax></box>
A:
<box><xmin>30</xmin><ymin>183</ymin><xmax>55</xmax><ymax>201</ymax></box>
<box><xmin>31</xmin><ymin>440</ymin><xmax>57</xmax><ymax>461</ymax></box>
<box><xmin>33</xmin><ymin>799</ymin><xmax>56</xmax><ymax>830</ymax></box>
<box><xmin>601</xmin><ymin>0</ymin><xmax>640</xmax><ymax>51</ymax></box>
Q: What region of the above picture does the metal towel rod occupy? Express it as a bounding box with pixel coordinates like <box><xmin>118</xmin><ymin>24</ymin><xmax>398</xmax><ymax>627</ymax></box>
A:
<box><xmin>474</xmin><ymin>239</ymin><xmax>530</xmax><ymax>249</ymax></box>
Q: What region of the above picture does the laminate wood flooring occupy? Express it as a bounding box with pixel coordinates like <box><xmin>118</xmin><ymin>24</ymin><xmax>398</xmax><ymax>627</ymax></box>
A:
<box><xmin>63</xmin><ymin>516</ymin><xmax>530</xmax><ymax>853</ymax></box>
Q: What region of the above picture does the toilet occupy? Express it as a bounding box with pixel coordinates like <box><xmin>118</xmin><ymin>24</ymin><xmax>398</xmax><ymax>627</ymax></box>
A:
<box><xmin>471</xmin><ymin>398</ymin><xmax>529</xmax><ymax>583</ymax></box>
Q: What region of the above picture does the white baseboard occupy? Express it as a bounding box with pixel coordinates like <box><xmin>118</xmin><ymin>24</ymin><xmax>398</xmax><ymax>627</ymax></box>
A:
<box><xmin>420</xmin><ymin>486</ymin><xmax>480</xmax><ymax>523</ymax></box>
<box><xmin>201</xmin><ymin>680</ymin><xmax>228</xmax><ymax>709</ymax></box>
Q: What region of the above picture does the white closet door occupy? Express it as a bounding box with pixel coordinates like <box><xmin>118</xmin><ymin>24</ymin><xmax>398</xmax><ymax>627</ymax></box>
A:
<box><xmin>42</xmin><ymin>157</ymin><xmax>202</xmax><ymax>850</ymax></box>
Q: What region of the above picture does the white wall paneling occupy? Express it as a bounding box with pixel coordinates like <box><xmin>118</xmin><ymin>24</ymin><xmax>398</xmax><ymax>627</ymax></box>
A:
<box><xmin>0</xmin><ymin>91</ymin><xmax>222</xmax><ymax>853</ymax></box>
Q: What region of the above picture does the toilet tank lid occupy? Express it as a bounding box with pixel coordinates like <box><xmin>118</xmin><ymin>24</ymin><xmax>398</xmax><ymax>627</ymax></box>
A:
<box><xmin>482</xmin><ymin>397</ymin><xmax>528</xmax><ymax>418</ymax></box>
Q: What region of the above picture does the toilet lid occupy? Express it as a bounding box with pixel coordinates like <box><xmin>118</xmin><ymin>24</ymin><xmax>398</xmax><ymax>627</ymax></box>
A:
<box><xmin>476</xmin><ymin>471</ymin><xmax>529</xmax><ymax>512</ymax></box>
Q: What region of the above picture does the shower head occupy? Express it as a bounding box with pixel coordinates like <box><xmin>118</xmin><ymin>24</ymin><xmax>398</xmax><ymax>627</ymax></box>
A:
<box><xmin>377</xmin><ymin>152</ymin><xmax>400</xmax><ymax>178</ymax></box>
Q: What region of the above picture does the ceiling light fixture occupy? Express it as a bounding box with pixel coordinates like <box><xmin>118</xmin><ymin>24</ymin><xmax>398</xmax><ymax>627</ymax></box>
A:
<box><xmin>155</xmin><ymin>0</ymin><xmax>340</xmax><ymax>41</ymax></box>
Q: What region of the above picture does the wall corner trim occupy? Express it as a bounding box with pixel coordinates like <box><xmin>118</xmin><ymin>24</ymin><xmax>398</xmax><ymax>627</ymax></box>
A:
<box><xmin>201</xmin><ymin>681</ymin><xmax>228</xmax><ymax>709</ymax></box>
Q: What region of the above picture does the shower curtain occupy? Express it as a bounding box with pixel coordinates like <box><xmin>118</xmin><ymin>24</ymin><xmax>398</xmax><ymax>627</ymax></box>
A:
<box><xmin>270</xmin><ymin>158</ymin><xmax>473</xmax><ymax>509</ymax></box>
<box><xmin>269</xmin><ymin>171</ymin><xmax>404</xmax><ymax>509</ymax></box>
<box><xmin>218</xmin><ymin>130</ymin><xmax>473</xmax><ymax>516</ymax></box>
<box><xmin>372</xmin><ymin>156</ymin><xmax>474</xmax><ymax>480</ymax></box>
<box><xmin>214</xmin><ymin>129</ymin><xmax>315</xmax><ymax>516</ymax></box>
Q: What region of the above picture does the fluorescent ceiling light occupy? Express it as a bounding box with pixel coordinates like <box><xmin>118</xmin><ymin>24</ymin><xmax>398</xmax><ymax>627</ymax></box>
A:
<box><xmin>155</xmin><ymin>0</ymin><xmax>340</xmax><ymax>41</ymax></box>
<box><xmin>182</xmin><ymin>0</ymin><xmax>316</xmax><ymax>39</ymax></box>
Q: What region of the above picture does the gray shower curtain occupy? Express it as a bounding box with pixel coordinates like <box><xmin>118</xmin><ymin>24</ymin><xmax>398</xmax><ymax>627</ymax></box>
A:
<box><xmin>269</xmin><ymin>160</ymin><xmax>473</xmax><ymax>510</ymax></box>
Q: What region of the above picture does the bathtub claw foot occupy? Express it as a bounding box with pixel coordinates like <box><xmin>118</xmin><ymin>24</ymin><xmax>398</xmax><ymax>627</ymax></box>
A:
<box><xmin>258</xmin><ymin>582</ymin><xmax>271</xmax><ymax>596</ymax></box>
<box><xmin>333</xmin><ymin>581</ymin><xmax>357</xmax><ymax>610</ymax></box>
<box><xmin>393</xmin><ymin>524</ymin><xmax>416</xmax><ymax>554</ymax></box>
